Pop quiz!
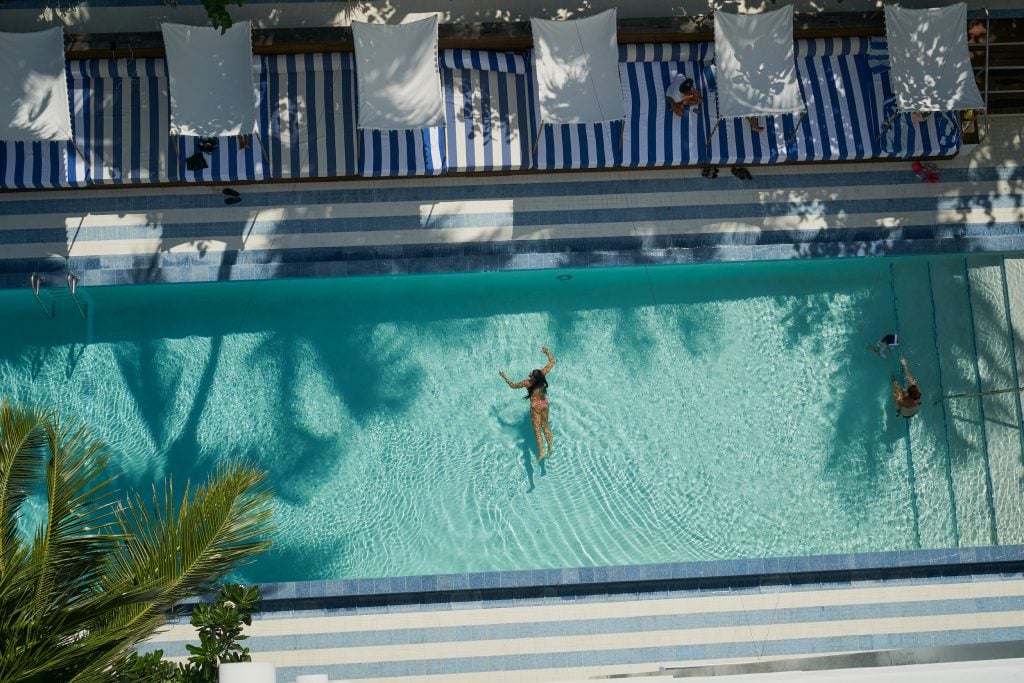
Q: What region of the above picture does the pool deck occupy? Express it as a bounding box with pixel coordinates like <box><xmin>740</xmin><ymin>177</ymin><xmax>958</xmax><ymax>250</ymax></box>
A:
<box><xmin>1</xmin><ymin>115</ymin><xmax>1023</xmax><ymax>293</ymax></box>
<box><xmin>141</xmin><ymin>557</ymin><xmax>1024</xmax><ymax>682</ymax></box>
<box><xmin>1</xmin><ymin>0</ymin><xmax>1020</xmax><ymax>35</ymax></box>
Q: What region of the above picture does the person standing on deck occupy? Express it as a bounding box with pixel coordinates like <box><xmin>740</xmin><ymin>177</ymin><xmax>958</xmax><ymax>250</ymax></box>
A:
<box><xmin>500</xmin><ymin>347</ymin><xmax>556</xmax><ymax>462</ymax></box>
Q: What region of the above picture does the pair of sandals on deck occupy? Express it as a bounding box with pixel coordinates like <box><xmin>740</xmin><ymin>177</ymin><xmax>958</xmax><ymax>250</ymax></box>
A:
<box><xmin>702</xmin><ymin>166</ymin><xmax>753</xmax><ymax>181</ymax></box>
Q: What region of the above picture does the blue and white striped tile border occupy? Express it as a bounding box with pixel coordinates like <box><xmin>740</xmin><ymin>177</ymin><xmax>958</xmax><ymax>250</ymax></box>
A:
<box><xmin>246</xmin><ymin>544</ymin><xmax>1024</xmax><ymax>612</ymax></box>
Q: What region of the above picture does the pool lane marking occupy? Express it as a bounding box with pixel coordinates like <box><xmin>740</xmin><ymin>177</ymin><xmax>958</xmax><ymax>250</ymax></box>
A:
<box><xmin>890</xmin><ymin>261</ymin><xmax>922</xmax><ymax>549</ymax></box>
<box><xmin>926</xmin><ymin>259</ymin><xmax>961</xmax><ymax>546</ymax></box>
<box><xmin>143</xmin><ymin>577</ymin><xmax>1024</xmax><ymax>641</ymax></box>
<box><xmin>150</xmin><ymin>611</ymin><xmax>1024</xmax><ymax>666</ymax></box>
<box><xmin>963</xmin><ymin>257</ymin><xmax>1001</xmax><ymax>545</ymax></box>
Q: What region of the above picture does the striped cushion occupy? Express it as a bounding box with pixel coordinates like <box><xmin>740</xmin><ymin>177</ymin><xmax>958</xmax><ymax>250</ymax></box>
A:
<box><xmin>0</xmin><ymin>39</ymin><xmax>964</xmax><ymax>190</ymax></box>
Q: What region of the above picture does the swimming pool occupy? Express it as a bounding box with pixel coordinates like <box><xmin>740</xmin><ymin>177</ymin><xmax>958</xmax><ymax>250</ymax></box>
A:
<box><xmin>3</xmin><ymin>254</ymin><xmax>1022</xmax><ymax>583</ymax></box>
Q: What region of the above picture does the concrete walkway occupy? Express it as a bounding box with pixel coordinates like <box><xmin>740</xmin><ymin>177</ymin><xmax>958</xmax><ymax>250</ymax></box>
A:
<box><xmin>140</xmin><ymin>570</ymin><xmax>1024</xmax><ymax>682</ymax></box>
<box><xmin>1</xmin><ymin>115</ymin><xmax>1021</xmax><ymax>290</ymax></box>
<box><xmin>0</xmin><ymin>0</ymin><xmax>1019</xmax><ymax>34</ymax></box>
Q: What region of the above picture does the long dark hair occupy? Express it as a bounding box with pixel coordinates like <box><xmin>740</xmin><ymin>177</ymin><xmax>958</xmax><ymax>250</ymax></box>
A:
<box><xmin>525</xmin><ymin>369</ymin><xmax>548</xmax><ymax>399</ymax></box>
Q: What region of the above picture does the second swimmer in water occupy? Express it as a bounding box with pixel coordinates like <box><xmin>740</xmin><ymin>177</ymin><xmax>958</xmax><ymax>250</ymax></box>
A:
<box><xmin>500</xmin><ymin>346</ymin><xmax>556</xmax><ymax>462</ymax></box>
<box><xmin>892</xmin><ymin>355</ymin><xmax>922</xmax><ymax>418</ymax></box>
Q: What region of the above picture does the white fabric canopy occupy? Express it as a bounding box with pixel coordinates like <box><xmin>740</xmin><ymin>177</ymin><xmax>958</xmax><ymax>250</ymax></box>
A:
<box><xmin>531</xmin><ymin>9</ymin><xmax>626</xmax><ymax>124</ymax></box>
<box><xmin>713</xmin><ymin>6</ymin><xmax>805</xmax><ymax>119</ymax></box>
<box><xmin>161</xmin><ymin>22</ymin><xmax>258</xmax><ymax>137</ymax></box>
<box><xmin>0</xmin><ymin>27</ymin><xmax>73</xmax><ymax>142</ymax></box>
<box><xmin>352</xmin><ymin>17</ymin><xmax>445</xmax><ymax>130</ymax></box>
<box><xmin>884</xmin><ymin>3</ymin><xmax>984</xmax><ymax>112</ymax></box>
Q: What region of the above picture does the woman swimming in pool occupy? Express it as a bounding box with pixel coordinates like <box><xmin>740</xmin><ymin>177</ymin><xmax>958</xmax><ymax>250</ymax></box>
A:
<box><xmin>499</xmin><ymin>347</ymin><xmax>556</xmax><ymax>462</ymax></box>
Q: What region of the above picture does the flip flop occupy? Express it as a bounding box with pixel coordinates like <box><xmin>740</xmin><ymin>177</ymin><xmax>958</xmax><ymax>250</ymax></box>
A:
<box><xmin>701</xmin><ymin>166</ymin><xmax>718</xmax><ymax>179</ymax></box>
<box><xmin>224</xmin><ymin>196</ymin><xmax>242</xmax><ymax>205</ymax></box>
<box><xmin>911</xmin><ymin>163</ymin><xmax>940</xmax><ymax>183</ymax></box>
<box><xmin>222</xmin><ymin>188</ymin><xmax>240</xmax><ymax>198</ymax></box>
<box><xmin>731</xmin><ymin>166</ymin><xmax>752</xmax><ymax>181</ymax></box>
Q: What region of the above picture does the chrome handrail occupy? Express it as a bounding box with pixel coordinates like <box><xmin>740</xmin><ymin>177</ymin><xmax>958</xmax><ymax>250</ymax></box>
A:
<box><xmin>30</xmin><ymin>273</ymin><xmax>55</xmax><ymax>319</ymax></box>
<box><xmin>67</xmin><ymin>272</ymin><xmax>88</xmax><ymax>320</ymax></box>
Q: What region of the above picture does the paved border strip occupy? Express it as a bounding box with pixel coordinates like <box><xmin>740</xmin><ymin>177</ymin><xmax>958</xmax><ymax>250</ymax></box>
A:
<box><xmin>246</xmin><ymin>545</ymin><xmax>1024</xmax><ymax>613</ymax></box>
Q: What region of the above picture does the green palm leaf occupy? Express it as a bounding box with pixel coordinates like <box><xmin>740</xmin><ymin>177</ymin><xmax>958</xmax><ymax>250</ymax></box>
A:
<box><xmin>0</xmin><ymin>401</ymin><xmax>275</xmax><ymax>683</ymax></box>
<box><xmin>31</xmin><ymin>418</ymin><xmax>119</xmax><ymax>620</ymax></box>
<box><xmin>0</xmin><ymin>399</ymin><xmax>48</xmax><ymax>573</ymax></box>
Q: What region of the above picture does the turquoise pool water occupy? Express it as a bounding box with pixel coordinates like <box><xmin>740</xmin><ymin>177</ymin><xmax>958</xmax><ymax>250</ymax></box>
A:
<box><xmin>2</xmin><ymin>257</ymin><xmax>1019</xmax><ymax>582</ymax></box>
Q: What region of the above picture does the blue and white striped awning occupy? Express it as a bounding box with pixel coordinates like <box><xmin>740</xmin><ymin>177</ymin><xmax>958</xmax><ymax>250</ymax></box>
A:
<box><xmin>261</xmin><ymin>53</ymin><xmax>357</xmax><ymax>179</ymax></box>
<box><xmin>442</xmin><ymin>49</ymin><xmax>532</xmax><ymax>172</ymax></box>
<box><xmin>0</xmin><ymin>139</ymin><xmax>66</xmax><ymax>189</ymax></box>
<box><xmin>64</xmin><ymin>58</ymin><xmax>266</xmax><ymax>185</ymax></box>
<box><xmin>789</xmin><ymin>37</ymin><xmax>879</xmax><ymax>162</ymax></box>
<box><xmin>66</xmin><ymin>59</ymin><xmax>170</xmax><ymax>185</ymax></box>
<box><xmin>868</xmin><ymin>39</ymin><xmax>962</xmax><ymax>159</ymax></box>
<box><xmin>0</xmin><ymin>39</ymin><xmax>964</xmax><ymax>190</ymax></box>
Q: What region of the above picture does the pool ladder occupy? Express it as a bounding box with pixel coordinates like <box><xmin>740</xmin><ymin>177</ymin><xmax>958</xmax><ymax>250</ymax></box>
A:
<box><xmin>30</xmin><ymin>272</ymin><xmax>89</xmax><ymax>319</ymax></box>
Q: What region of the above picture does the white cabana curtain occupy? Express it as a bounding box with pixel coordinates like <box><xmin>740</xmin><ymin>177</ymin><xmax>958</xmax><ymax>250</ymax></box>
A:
<box><xmin>0</xmin><ymin>27</ymin><xmax>73</xmax><ymax>142</ymax></box>
<box><xmin>531</xmin><ymin>9</ymin><xmax>626</xmax><ymax>124</ymax></box>
<box><xmin>161</xmin><ymin>22</ymin><xmax>258</xmax><ymax>136</ymax></box>
<box><xmin>884</xmin><ymin>3</ymin><xmax>984</xmax><ymax>112</ymax></box>
<box><xmin>713</xmin><ymin>6</ymin><xmax>805</xmax><ymax>119</ymax></box>
<box><xmin>352</xmin><ymin>17</ymin><xmax>446</xmax><ymax>130</ymax></box>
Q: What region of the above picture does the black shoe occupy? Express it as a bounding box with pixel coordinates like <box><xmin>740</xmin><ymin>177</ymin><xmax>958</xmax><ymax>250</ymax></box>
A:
<box><xmin>224</xmin><ymin>196</ymin><xmax>242</xmax><ymax>205</ymax></box>
<box><xmin>222</xmin><ymin>188</ymin><xmax>240</xmax><ymax>198</ymax></box>
<box><xmin>701</xmin><ymin>166</ymin><xmax>719</xmax><ymax>179</ymax></box>
<box><xmin>185</xmin><ymin>152</ymin><xmax>208</xmax><ymax>171</ymax></box>
<box><xmin>731</xmin><ymin>166</ymin><xmax>752</xmax><ymax>181</ymax></box>
<box><xmin>197</xmin><ymin>136</ymin><xmax>219</xmax><ymax>154</ymax></box>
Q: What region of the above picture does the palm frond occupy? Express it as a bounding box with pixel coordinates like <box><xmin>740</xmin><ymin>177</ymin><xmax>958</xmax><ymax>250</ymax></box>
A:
<box><xmin>31</xmin><ymin>417</ymin><xmax>120</xmax><ymax>622</ymax></box>
<box><xmin>96</xmin><ymin>461</ymin><xmax>273</xmax><ymax>652</ymax></box>
<box><xmin>0</xmin><ymin>398</ymin><xmax>48</xmax><ymax>575</ymax></box>
<box><xmin>0</xmin><ymin>400</ymin><xmax>275</xmax><ymax>683</ymax></box>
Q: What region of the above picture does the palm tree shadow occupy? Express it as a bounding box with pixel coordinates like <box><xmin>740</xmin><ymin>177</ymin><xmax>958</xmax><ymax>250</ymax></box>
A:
<box><xmin>491</xmin><ymin>405</ymin><xmax>540</xmax><ymax>492</ymax></box>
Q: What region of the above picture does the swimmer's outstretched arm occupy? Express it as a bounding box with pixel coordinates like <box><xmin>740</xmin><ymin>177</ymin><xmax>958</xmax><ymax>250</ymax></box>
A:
<box><xmin>540</xmin><ymin>346</ymin><xmax>555</xmax><ymax>375</ymax></box>
<box><xmin>499</xmin><ymin>371</ymin><xmax>530</xmax><ymax>389</ymax></box>
<box><xmin>900</xmin><ymin>356</ymin><xmax>917</xmax><ymax>385</ymax></box>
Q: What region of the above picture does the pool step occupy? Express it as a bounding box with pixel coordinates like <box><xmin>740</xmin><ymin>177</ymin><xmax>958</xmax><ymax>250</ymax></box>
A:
<box><xmin>891</xmin><ymin>259</ymin><xmax>957</xmax><ymax>549</ymax></box>
<box><xmin>926</xmin><ymin>257</ymin><xmax>997</xmax><ymax>547</ymax></box>
<box><xmin>965</xmin><ymin>255</ymin><xmax>1024</xmax><ymax>546</ymax></box>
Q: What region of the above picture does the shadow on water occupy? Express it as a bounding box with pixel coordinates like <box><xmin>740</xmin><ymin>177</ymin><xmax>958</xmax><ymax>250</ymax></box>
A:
<box><xmin>491</xmin><ymin>405</ymin><xmax>540</xmax><ymax>492</ymax></box>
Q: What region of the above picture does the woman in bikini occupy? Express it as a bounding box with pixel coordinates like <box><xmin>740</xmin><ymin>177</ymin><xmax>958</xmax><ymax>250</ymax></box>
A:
<box><xmin>499</xmin><ymin>347</ymin><xmax>555</xmax><ymax>462</ymax></box>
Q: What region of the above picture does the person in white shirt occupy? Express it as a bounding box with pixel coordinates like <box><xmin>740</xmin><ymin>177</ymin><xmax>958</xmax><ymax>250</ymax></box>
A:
<box><xmin>665</xmin><ymin>73</ymin><xmax>702</xmax><ymax>117</ymax></box>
